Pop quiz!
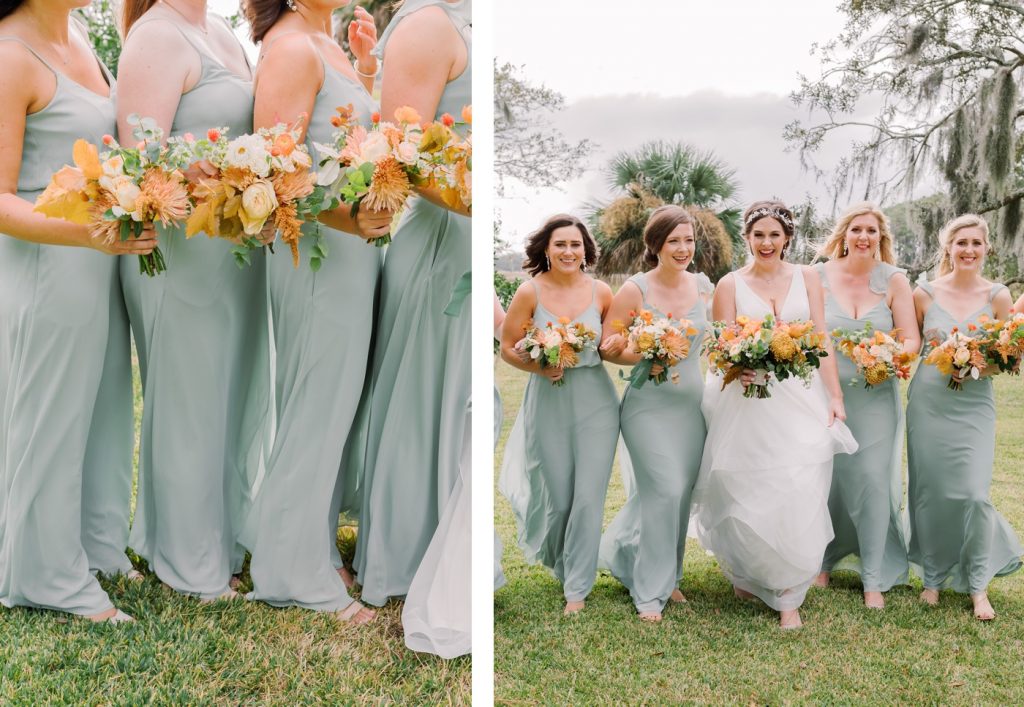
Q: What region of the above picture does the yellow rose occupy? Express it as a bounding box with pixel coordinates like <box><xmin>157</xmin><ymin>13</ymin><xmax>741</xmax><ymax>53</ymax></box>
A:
<box><xmin>239</xmin><ymin>180</ymin><xmax>278</xmax><ymax>235</ymax></box>
<box><xmin>636</xmin><ymin>332</ymin><xmax>656</xmax><ymax>352</ymax></box>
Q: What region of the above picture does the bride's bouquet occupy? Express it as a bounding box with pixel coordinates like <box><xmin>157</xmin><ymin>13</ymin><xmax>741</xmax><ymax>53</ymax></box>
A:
<box><xmin>516</xmin><ymin>317</ymin><xmax>598</xmax><ymax>387</ymax></box>
<box><xmin>34</xmin><ymin>114</ymin><xmax>188</xmax><ymax>276</ymax></box>
<box><xmin>832</xmin><ymin>324</ymin><xmax>916</xmax><ymax>388</ymax></box>
<box><xmin>979</xmin><ymin>313</ymin><xmax>1024</xmax><ymax>374</ymax></box>
<box><xmin>704</xmin><ymin>314</ymin><xmax>828</xmax><ymax>398</ymax></box>
<box><xmin>923</xmin><ymin>327</ymin><xmax>987</xmax><ymax>390</ymax></box>
<box><xmin>617</xmin><ymin>309</ymin><xmax>697</xmax><ymax>388</ymax></box>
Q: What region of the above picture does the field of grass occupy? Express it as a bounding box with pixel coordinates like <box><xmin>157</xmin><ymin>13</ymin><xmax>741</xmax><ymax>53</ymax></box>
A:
<box><xmin>0</xmin><ymin>364</ymin><xmax>470</xmax><ymax>704</ymax></box>
<box><xmin>494</xmin><ymin>361</ymin><xmax>1024</xmax><ymax>704</ymax></box>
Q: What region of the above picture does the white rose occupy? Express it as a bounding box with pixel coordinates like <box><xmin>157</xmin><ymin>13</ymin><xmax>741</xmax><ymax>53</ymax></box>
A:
<box><xmin>357</xmin><ymin>132</ymin><xmax>390</xmax><ymax>164</ymax></box>
<box><xmin>953</xmin><ymin>347</ymin><xmax>971</xmax><ymax>366</ymax></box>
<box><xmin>395</xmin><ymin>140</ymin><xmax>419</xmax><ymax>165</ymax></box>
<box><xmin>107</xmin><ymin>175</ymin><xmax>140</xmax><ymax>214</ymax></box>
<box><xmin>239</xmin><ymin>180</ymin><xmax>278</xmax><ymax>235</ymax></box>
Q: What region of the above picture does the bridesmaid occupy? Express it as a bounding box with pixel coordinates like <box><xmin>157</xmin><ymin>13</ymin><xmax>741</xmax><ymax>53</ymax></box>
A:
<box><xmin>1013</xmin><ymin>292</ymin><xmax>1024</xmax><ymax>313</ymax></box>
<box><xmin>0</xmin><ymin>0</ymin><xmax>157</xmax><ymax>621</ymax></box>
<box><xmin>498</xmin><ymin>215</ymin><xmax>618</xmax><ymax>615</ymax></box>
<box><xmin>812</xmin><ymin>202</ymin><xmax>918</xmax><ymax>608</ymax></box>
<box><xmin>597</xmin><ymin>206</ymin><xmax>712</xmax><ymax>622</ymax></box>
<box><xmin>240</xmin><ymin>0</ymin><xmax>391</xmax><ymax>624</ymax></box>
<box><xmin>908</xmin><ymin>214</ymin><xmax>1023</xmax><ymax>620</ymax></box>
<box><xmin>117</xmin><ymin>0</ymin><xmax>270</xmax><ymax>600</ymax></box>
<box><xmin>351</xmin><ymin>0</ymin><xmax>472</xmax><ymax>607</ymax></box>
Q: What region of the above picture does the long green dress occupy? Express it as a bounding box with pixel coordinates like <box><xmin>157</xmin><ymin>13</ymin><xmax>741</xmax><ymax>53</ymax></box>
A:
<box><xmin>599</xmin><ymin>272</ymin><xmax>711</xmax><ymax>614</ymax></box>
<box><xmin>121</xmin><ymin>19</ymin><xmax>270</xmax><ymax>599</ymax></box>
<box><xmin>816</xmin><ymin>262</ymin><xmax>910</xmax><ymax>591</ymax></box>
<box><xmin>906</xmin><ymin>279</ymin><xmax>1022</xmax><ymax>593</ymax></box>
<box><xmin>0</xmin><ymin>36</ymin><xmax>120</xmax><ymax>615</ymax></box>
<box><xmin>499</xmin><ymin>280</ymin><xmax>619</xmax><ymax>602</ymax></box>
<box><xmin>351</xmin><ymin>0</ymin><xmax>472</xmax><ymax>607</ymax></box>
<box><xmin>240</xmin><ymin>48</ymin><xmax>380</xmax><ymax>612</ymax></box>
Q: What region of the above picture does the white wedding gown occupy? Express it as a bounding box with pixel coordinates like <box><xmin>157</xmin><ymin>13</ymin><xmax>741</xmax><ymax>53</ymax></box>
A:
<box><xmin>692</xmin><ymin>267</ymin><xmax>858</xmax><ymax>611</ymax></box>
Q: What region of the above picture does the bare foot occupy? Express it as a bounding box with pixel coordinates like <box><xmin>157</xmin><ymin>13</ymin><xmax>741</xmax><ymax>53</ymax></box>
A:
<box><xmin>813</xmin><ymin>572</ymin><xmax>830</xmax><ymax>588</ymax></box>
<box><xmin>919</xmin><ymin>588</ymin><xmax>939</xmax><ymax>606</ymax></box>
<box><xmin>733</xmin><ymin>587</ymin><xmax>755</xmax><ymax>601</ymax></box>
<box><xmin>337</xmin><ymin>567</ymin><xmax>356</xmax><ymax>589</ymax></box>
<box><xmin>864</xmin><ymin>591</ymin><xmax>885</xmax><ymax>609</ymax></box>
<box><xmin>779</xmin><ymin>609</ymin><xmax>802</xmax><ymax>630</ymax></box>
<box><xmin>972</xmin><ymin>593</ymin><xmax>995</xmax><ymax>621</ymax></box>
<box><xmin>88</xmin><ymin>608</ymin><xmax>134</xmax><ymax>624</ymax></box>
<box><xmin>637</xmin><ymin>611</ymin><xmax>662</xmax><ymax>623</ymax></box>
<box><xmin>336</xmin><ymin>601</ymin><xmax>376</xmax><ymax>625</ymax></box>
<box><xmin>199</xmin><ymin>588</ymin><xmax>240</xmax><ymax>604</ymax></box>
<box><xmin>564</xmin><ymin>600</ymin><xmax>585</xmax><ymax>615</ymax></box>
<box><xmin>669</xmin><ymin>588</ymin><xmax>687</xmax><ymax>603</ymax></box>
<box><xmin>125</xmin><ymin>569</ymin><xmax>144</xmax><ymax>582</ymax></box>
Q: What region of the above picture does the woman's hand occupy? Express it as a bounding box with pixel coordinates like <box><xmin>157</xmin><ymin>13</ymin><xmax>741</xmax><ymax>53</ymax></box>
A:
<box><xmin>539</xmin><ymin>365</ymin><xmax>564</xmax><ymax>384</ymax></box>
<box><xmin>740</xmin><ymin>368</ymin><xmax>758</xmax><ymax>386</ymax></box>
<box><xmin>257</xmin><ymin>221</ymin><xmax>277</xmax><ymax>246</ymax></box>
<box><xmin>514</xmin><ymin>340</ymin><xmax>532</xmax><ymax>365</ymax></box>
<box><xmin>91</xmin><ymin>224</ymin><xmax>158</xmax><ymax>256</ymax></box>
<box><xmin>827</xmin><ymin>396</ymin><xmax>846</xmax><ymax>425</ymax></box>
<box><xmin>354</xmin><ymin>206</ymin><xmax>393</xmax><ymax>241</ymax></box>
<box><xmin>348</xmin><ymin>6</ymin><xmax>379</xmax><ymax>70</ymax></box>
<box><xmin>650</xmin><ymin>362</ymin><xmax>665</xmax><ymax>377</ymax></box>
<box><xmin>599</xmin><ymin>333</ymin><xmax>627</xmax><ymax>358</ymax></box>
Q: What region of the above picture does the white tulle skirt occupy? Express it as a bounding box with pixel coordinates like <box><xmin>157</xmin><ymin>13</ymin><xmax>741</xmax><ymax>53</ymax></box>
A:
<box><xmin>692</xmin><ymin>372</ymin><xmax>858</xmax><ymax>611</ymax></box>
<box><xmin>402</xmin><ymin>402</ymin><xmax>471</xmax><ymax>659</ymax></box>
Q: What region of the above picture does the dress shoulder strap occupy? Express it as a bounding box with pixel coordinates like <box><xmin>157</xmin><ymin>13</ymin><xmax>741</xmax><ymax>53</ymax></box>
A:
<box><xmin>990</xmin><ymin>282</ymin><xmax>1009</xmax><ymax>301</ymax></box>
<box><xmin>0</xmin><ymin>35</ymin><xmax>58</xmax><ymax>76</ymax></box>
<box><xmin>375</xmin><ymin>0</ymin><xmax>470</xmax><ymax>61</ymax></box>
<box><xmin>868</xmin><ymin>261</ymin><xmax>906</xmax><ymax>295</ymax></box>
<box><xmin>812</xmin><ymin>262</ymin><xmax>829</xmax><ymax>290</ymax></box>
<box><xmin>626</xmin><ymin>272</ymin><xmax>647</xmax><ymax>298</ymax></box>
<box><xmin>694</xmin><ymin>271</ymin><xmax>714</xmax><ymax>298</ymax></box>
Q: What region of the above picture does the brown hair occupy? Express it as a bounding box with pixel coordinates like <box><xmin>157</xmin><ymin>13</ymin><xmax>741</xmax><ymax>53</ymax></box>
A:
<box><xmin>243</xmin><ymin>0</ymin><xmax>288</xmax><ymax>43</ymax></box>
<box><xmin>816</xmin><ymin>201</ymin><xmax>896</xmax><ymax>264</ymax></box>
<box><xmin>121</xmin><ymin>0</ymin><xmax>158</xmax><ymax>35</ymax></box>
<box><xmin>742</xmin><ymin>199</ymin><xmax>794</xmax><ymax>258</ymax></box>
<box><xmin>522</xmin><ymin>214</ymin><xmax>599</xmax><ymax>277</ymax></box>
<box><xmin>643</xmin><ymin>205</ymin><xmax>694</xmax><ymax>268</ymax></box>
<box><xmin>935</xmin><ymin>214</ymin><xmax>989</xmax><ymax>276</ymax></box>
<box><xmin>0</xmin><ymin>0</ymin><xmax>25</xmax><ymax>22</ymax></box>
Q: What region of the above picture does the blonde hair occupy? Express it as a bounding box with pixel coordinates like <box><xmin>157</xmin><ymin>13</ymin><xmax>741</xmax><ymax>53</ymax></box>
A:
<box><xmin>815</xmin><ymin>202</ymin><xmax>895</xmax><ymax>264</ymax></box>
<box><xmin>935</xmin><ymin>214</ymin><xmax>989</xmax><ymax>276</ymax></box>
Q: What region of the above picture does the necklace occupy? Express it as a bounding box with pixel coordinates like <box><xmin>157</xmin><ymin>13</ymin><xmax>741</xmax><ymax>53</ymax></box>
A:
<box><xmin>162</xmin><ymin>0</ymin><xmax>208</xmax><ymax>34</ymax></box>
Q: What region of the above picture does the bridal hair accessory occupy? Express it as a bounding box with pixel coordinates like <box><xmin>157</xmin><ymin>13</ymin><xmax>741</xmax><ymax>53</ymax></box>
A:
<box><xmin>745</xmin><ymin>207</ymin><xmax>794</xmax><ymax>230</ymax></box>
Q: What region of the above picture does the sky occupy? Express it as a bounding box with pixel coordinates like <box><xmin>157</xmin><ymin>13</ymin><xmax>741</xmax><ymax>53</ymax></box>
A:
<box><xmin>494</xmin><ymin>1</ymin><xmax>904</xmax><ymax>248</ymax></box>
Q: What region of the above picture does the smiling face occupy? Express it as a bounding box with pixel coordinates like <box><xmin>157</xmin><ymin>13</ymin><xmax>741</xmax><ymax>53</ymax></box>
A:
<box><xmin>546</xmin><ymin>225</ymin><xmax>586</xmax><ymax>273</ymax></box>
<box><xmin>657</xmin><ymin>223</ymin><xmax>695</xmax><ymax>271</ymax></box>
<box><xmin>844</xmin><ymin>214</ymin><xmax>881</xmax><ymax>260</ymax></box>
<box><xmin>946</xmin><ymin>226</ymin><xmax>988</xmax><ymax>273</ymax></box>
<box><xmin>747</xmin><ymin>217</ymin><xmax>789</xmax><ymax>262</ymax></box>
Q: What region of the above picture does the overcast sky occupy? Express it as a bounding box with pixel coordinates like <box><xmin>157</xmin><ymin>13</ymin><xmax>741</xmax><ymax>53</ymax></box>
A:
<box><xmin>495</xmin><ymin>1</ymin><xmax>906</xmax><ymax>248</ymax></box>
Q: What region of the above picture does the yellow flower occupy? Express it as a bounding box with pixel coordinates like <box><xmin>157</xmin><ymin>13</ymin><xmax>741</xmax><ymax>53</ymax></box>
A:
<box><xmin>864</xmin><ymin>363</ymin><xmax>889</xmax><ymax>386</ymax></box>
<box><xmin>238</xmin><ymin>180</ymin><xmax>278</xmax><ymax>235</ymax></box>
<box><xmin>769</xmin><ymin>332</ymin><xmax>798</xmax><ymax>361</ymax></box>
<box><xmin>636</xmin><ymin>332</ymin><xmax>656</xmax><ymax>352</ymax></box>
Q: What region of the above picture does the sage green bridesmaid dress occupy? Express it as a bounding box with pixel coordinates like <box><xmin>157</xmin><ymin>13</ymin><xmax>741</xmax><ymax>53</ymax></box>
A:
<box><xmin>241</xmin><ymin>47</ymin><xmax>380</xmax><ymax>613</ymax></box>
<box><xmin>121</xmin><ymin>19</ymin><xmax>271</xmax><ymax>599</ymax></box>
<box><xmin>907</xmin><ymin>279</ymin><xmax>1022</xmax><ymax>593</ymax></box>
<box><xmin>599</xmin><ymin>272</ymin><xmax>711</xmax><ymax>614</ymax></box>
<box><xmin>816</xmin><ymin>262</ymin><xmax>910</xmax><ymax>591</ymax></box>
<box><xmin>0</xmin><ymin>36</ymin><xmax>120</xmax><ymax>615</ymax></box>
<box><xmin>352</xmin><ymin>0</ymin><xmax>472</xmax><ymax>607</ymax></box>
<box><xmin>499</xmin><ymin>280</ymin><xmax>619</xmax><ymax>602</ymax></box>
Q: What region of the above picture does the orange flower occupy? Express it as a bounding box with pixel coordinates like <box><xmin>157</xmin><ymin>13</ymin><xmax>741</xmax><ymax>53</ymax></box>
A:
<box><xmin>72</xmin><ymin>139</ymin><xmax>102</xmax><ymax>180</ymax></box>
<box><xmin>441</xmin><ymin>113</ymin><xmax>455</xmax><ymax>127</ymax></box>
<box><xmin>363</xmin><ymin>156</ymin><xmax>411</xmax><ymax>213</ymax></box>
<box><xmin>394</xmin><ymin>105</ymin><xmax>422</xmax><ymax>124</ymax></box>
<box><xmin>271</xmin><ymin>132</ymin><xmax>296</xmax><ymax>157</ymax></box>
<box><xmin>461</xmin><ymin>104</ymin><xmax>472</xmax><ymax>124</ymax></box>
<box><xmin>558</xmin><ymin>316</ymin><xmax>571</xmax><ymax>325</ymax></box>
<box><xmin>135</xmin><ymin>167</ymin><xmax>189</xmax><ymax>226</ymax></box>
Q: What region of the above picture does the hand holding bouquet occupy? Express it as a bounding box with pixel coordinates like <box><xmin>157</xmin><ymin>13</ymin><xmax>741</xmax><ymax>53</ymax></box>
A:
<box><xmin>515</xmin><ymin>317</ymin><xmax>599</xmax><ymax>387</ymax></box>
<box><xmin>704</xmin><ymin>314</ymin><xmax>829</xmax><ymax>398</ymax></box>
<box><xmin>34</xmin><ymin>114</ymin><xmax>187</xmax><ymax>276</ymax></box>
<box><xmin>833</xmin><ymin>324</ymin><xmax>917</xmax><ymax>388</ymax></box>
<box><xmin>923</xmin><ymin>327</ymin><xmax>987</xmax><ymax>390</ymax></box>
<box><xmin>617</xmin><ymin>309</ymin><xmax>697</xmax><ymax>388</ymax></box>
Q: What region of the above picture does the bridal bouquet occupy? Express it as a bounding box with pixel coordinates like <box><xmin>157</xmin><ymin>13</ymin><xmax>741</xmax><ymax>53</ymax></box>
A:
<box><xmin>166</xmin><ymin>116</ymin><xmax>336</xmax><ymax>270</ymax></box>
<box><xmin>704</xmin><ymin>314</ymin><xmax>828</xmax><ymax>398</ymax></box>
<box><xmin>516</xmin><ymin>317</ymin><xmax>599</xmax><ymax>387</ymax></box>
<box><xmin>616</xmin><ymin>309</ymin><xmax>697</xmax><ymax>388</ymax></box>
<box><xmin>979</xmin><ymin>313</ymin><xmax>1024</xmax><ymax>374</ymax></box>
<box><xmin>34</xmin><ymin>115</ymin><xmax>188</xmax><ymax>276</ymax></box>
<box><xmin>424</xmin><ymin>105</ymin><xmax>472</xmax><ymax>212</ymax></box>
<box><xmin>314</xmin><ymin>104</ymin><xmax>468</xmax><ymax>246</ymax></box>
<box><xmin>923</xmin><ymin>328</ymin><xmax>987</xmax><ymax>390</ymax></box>
<box><xmin>832</xmin><ymin>324</ymin><xmax>916</xmax><ymax>388</ymax></box>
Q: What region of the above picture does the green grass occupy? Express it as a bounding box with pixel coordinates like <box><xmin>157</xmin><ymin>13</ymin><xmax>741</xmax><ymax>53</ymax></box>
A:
<box><xmin>0</xmin><ymin>362</ymin><xmax>470</xmax><ymax>704</ymax></box>
<box><xmin>494</xmin><ymin>361</ymin><xmax>1024</xmax><ymax>704</ymax></box>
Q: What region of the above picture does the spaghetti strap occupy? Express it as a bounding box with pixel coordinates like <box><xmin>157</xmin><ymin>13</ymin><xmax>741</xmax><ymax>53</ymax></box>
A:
<box><xmin>990</xmin><ymin>282</ymin><xmax>1009</xmax><ymax>301</ymax></box>
<box><xmin>590</xmin><ymin>278</ymin><xmax>597</xmax><ymax>306</ymax></box>
<box><xmin>127</xmin><ymin>17</ymin><xmax>204</xmax><ymax>53</ymax></box>
<box><xmin>0</xmin><ymin>36</ymin><xmax>58</xmax><ymax>76</ymax></box>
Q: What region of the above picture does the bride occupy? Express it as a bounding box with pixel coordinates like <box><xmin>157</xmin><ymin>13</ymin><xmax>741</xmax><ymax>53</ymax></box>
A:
<box><xmin>692</xmin><ymin>200</ymin><xmax>857</xmax><ymax>629</ymax></box>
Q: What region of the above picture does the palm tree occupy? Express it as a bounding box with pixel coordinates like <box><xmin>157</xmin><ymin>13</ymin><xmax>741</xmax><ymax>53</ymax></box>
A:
<box><xmin>590</xmin><ymin>141</ymin><xmax>743</xmax><ymax>281</ymax></box>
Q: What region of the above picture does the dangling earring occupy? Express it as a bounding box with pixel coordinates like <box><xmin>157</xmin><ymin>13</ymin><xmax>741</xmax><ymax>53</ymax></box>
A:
<box><xmin>843</xmin><ymin>241</ymin><xmax>849</xmax><ymax>257</ymax></box>
<box><xmin>581</xmin><ymin>261</ymin><xmax>587</xmax><ymax>273</ymax></box>
<box><xmin>286</xmin><ymin>0</ymin><xmax>298</xmax><ymax>11</ymax></box>
<box><xmin>545</xmin><ymin>254</ymin><xmax>551</xmax><ymax>271</ymax></box>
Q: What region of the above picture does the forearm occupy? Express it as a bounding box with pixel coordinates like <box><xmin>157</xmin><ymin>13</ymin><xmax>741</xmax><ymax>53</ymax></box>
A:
<box><xmin>0</xmin><ymin>194</ymin><xmax>91</xmax><ymax>248</ymax></box>
<box><xmin>500</xmin><ymin>346</ymin><xmax>542</xmax><ymax>375</ymax></box>
<box><xmin>412</xmin><ymin>183</ymin><xmax>470</xmax><ymax>217</ymax></box>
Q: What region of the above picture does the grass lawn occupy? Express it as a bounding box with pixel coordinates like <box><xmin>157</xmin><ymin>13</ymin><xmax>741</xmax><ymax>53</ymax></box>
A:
<box><xmin>0</xmin><ymin>363</ymin><xmax>470</xmax><ymax>704</ymax></box>
<box><xmin>494</xmin><ymin>361</ymin><xmax>1024</xmax><ymax>704</ymax></box>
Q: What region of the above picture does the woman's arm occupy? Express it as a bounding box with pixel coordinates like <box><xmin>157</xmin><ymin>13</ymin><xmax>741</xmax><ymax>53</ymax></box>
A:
<box><xmin>500</xmin><ymin>280</ymin><xmax>561</xmax><ymax>383</ymax></box>
<box><xmin>710</xmin><ymin>273</ymin><xmax>736</xmax><ymax>323</ymax></box>
<box><xmin>253</xmin><ymin>34</ymin><xmax>391</xmax><ymax>240</ymax></box>
<box><xmin>804</xmin><ymin>266</ymin><xmax>845</xmax><ymax>422</ymax></box>
<box><xmin>1013</xmin><ymin>292</ymin><xmax>1024</xmax><ymax>314</ymax></box>
<box><xmin>888</xmin><ymin>272</ymin><xmax>921</xmax><ymax>354</ymax></box>
<box><xmin>598</xmin><ymin>280</ymin><xmax>642</xmax><ymax>365</ymax></box>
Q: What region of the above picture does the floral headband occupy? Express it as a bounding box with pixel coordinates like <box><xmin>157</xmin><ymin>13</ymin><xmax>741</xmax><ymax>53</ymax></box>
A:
<box><xmin>744</xmin><ymin>207</ymin><xmax>794</xmax><ymax>230</ymax></box>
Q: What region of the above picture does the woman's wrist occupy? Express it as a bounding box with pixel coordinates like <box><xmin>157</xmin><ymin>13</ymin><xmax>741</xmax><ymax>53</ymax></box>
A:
<box><xmin>354</xmin><ymin>57</ymin><xmax>379</xmax><ymax>78</ymax></box>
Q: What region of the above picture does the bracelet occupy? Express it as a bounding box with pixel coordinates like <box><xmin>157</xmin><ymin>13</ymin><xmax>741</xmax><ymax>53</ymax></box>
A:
<box><xmin>354</xmin><ymin>59</ymin><xmax>379</xmax><ymax>78</ymax></box>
